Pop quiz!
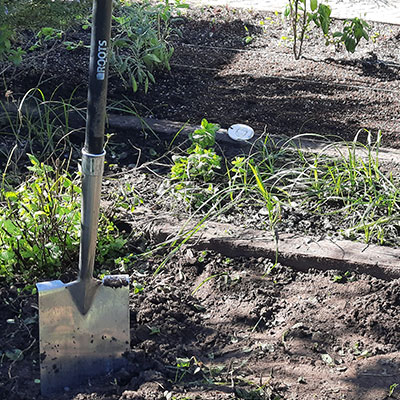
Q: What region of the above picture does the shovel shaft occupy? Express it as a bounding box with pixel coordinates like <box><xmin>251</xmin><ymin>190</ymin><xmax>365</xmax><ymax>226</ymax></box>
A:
<box><xmin>78</xmin><ymin>150</ymin><xmax>105</xmax><ymax>281</ymax></box>
<box><xmin>85</xmin><ymin>0</ymin><xmax>113</xmax><ymax>154</ymax></box>
<box><xmin>80</xmin><ymin>0</ymin><xmax>113</xmax><ymax>278</ymax></box>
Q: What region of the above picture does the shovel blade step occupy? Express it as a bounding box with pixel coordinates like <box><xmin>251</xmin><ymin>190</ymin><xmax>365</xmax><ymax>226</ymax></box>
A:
<box><xmin>37</xmin><ymin>275</ymin><xmax>130</xmax><ymax>396</ymax></box>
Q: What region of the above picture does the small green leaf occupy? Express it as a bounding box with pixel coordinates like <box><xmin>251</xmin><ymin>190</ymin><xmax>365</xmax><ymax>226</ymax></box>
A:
<box><xmin>131</xmin><ymin>76</ymin><xmax>138</xmax><ymax>92</ymax></box>
<box><xmin>310</xmin><ymin>0</ymin><xmax>318</xmax><ymax>12</ymax></box>
<box><xmin>5</xmin><ymin>349</ymin><xmax>24</xmax><ymax>361</ymax></box>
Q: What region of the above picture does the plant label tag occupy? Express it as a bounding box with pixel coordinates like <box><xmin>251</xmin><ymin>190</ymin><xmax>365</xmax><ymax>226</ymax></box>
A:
<box><xmin>228</xmin><ymin>124</ymin><xmax>254</xmax><ymax>141</ymax></box>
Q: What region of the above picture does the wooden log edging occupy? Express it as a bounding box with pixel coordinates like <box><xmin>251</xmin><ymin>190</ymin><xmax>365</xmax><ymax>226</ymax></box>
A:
<box><xmin>140</xmin><ymin>212</ymin><xmax>400</xmax><ymax>281</ymax></box>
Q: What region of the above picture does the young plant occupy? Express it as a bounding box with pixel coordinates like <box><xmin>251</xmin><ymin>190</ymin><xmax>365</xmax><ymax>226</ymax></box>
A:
<box><xmin>0</xmin><ymin>24</ymin><xmax>25</xmax><ymax>64</ymax></box>
<box><xmin>332</xmin><ymin>17</ymin><xmax>370</xmax><ymax>53</ymax></box>
<box><xmin>188</xmin><ymin>118</ymin><xmax>220</xmax><ymax>148</ymax></box>
<box><xmin>389</xmin><ymin>383</ymin><xmax>398</xmax><ymax>398</ymax></box>
<box><xmin>169</xmin><ymin>119</ymin><xmax>222</xmax><ymax>209</ymax></box>
<box><xmin>111</xmin><ymin>0</ymin><xmax>187</xmax><ymax>93</ymax></box>
<box><xmin>243</xmin><ymin>25</ymin><xmax>253</xmax><ymax>44</ymax></box>
<box><xmin>171</xmin><ymin>144</ymin><xmax>221</xmax><ymax>183</ymax></box>
<box><xmin>283</xmin><ymin>0</ymin><xmax>370</xmax><ymax>59</ymax></box>
<box><xmin>29</xmin><ymin>27</ymin><xmax>64</xmax><ymax>51</ymax></box>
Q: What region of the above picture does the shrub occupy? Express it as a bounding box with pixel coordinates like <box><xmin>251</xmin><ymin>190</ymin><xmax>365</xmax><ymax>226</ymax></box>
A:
<box><xmin>0</xmin><ymin>155</ymin><xmax>126</xmax><ymax>283</ymax></box>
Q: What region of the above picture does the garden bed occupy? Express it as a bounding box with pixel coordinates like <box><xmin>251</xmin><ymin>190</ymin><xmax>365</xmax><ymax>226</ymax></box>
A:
<box><xmin>1</xmin><ymin>3</ymin><xmax>400</xmax><ymax>400</ymax></box>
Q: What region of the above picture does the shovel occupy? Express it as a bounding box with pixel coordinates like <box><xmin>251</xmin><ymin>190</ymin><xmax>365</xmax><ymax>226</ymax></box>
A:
<box><xmin>36</xmin><ymin>0</ymin><xmax>130</xmax><ymax>395</ymax></box>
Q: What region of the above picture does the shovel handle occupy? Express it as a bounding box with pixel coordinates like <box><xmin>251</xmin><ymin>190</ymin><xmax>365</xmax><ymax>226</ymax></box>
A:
<box><xmin>85</xmin><ymin>0</ymin><xmax>113</xmax><ymax>154</ymax></box>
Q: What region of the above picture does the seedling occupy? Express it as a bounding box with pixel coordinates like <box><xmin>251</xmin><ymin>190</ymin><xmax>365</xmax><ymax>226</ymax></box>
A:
<box><xmin>189</xmin><ymin>119</ymin><xmax>220</xmax><ymax>149</ymax></box>
<box><xmin>332</xmin><ymin>271</ymin><xmax>354</xmax><ymax>283</ymax></box>
<box><xmin>389</xmin><ymin>383</ymin><xmax>398</xmax><ymax>398</ymax></box>
<box><xmin>29</xmin><ymin>27</ymin><xmax>64</xmax><ymax>51</ymax></box>
<box><xmin>243</xmin><ymin>25</ymin><xmax>253</xmax><ymax>44</ymax></box>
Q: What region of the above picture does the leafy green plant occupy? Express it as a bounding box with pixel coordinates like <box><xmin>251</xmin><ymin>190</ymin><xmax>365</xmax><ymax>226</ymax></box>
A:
<box><xmin>389</xmin><ymin>383</ymin><xmax>398</xmax><ymax>398</ymax></box>
<box><xmin>283</xmin><ymin>0</ymin><xmax>370</xmax><ymax>59</ymax></box>
<box><xmin>171</xmin><ymin>145</ymin><xmax>221</xmax><ymax>183</ymax></box>
<box><xmin>230</xmin><ymin>156</ymin><xmax>248</xmax><ymax>186</ymax></box>
<box><xmin>111</xmin><ymin>0</ymin><xmax>187</xmax><ymax>93</ymax></box>
<box><xmin>0</xmin><ymin>24</ymin><xmax>25</xmax><ymax>64</ymax></box>
<box><xmin>29</xmin><ymin>27</ymin><xmax>64</xmax><ymax>51</ymax></box>
<box><xmin>0</xmin><ymin>155</ymin><xmax>126</xmax><ymax>283</ymax></box>
<box><xmin>332</xmin><ymin>17</ymin><xmax>370</xmax><ymax>53</ymax></box>
<box><xmin>168</xmin><ymin>118</ymin><xmax>222</xmax><ymax>209</ymax></box>
<box><xmin>332</xmin><ymin>271</ymin><xmax>354</xmax><ymax>283</ymax></box>
<box><xmin>63</xmin><ymin>40</ymin><xmax>88</xmax><ymax>51</ymax></box>
<box><xmin>243</xmin><ymin>25</ymin><xmax>253</xmax><ymax>44</ymax></box>
<box><xmin>188</xmin><ymin>118</ymin><xmax>220</xmax><ymax>148</ymax></box>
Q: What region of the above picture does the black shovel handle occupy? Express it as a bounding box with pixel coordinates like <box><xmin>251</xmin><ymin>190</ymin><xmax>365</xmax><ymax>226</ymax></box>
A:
<box><xmin>85</xmin><ymin>0</ymin><xmax>113</xmax><ymax>154</ymax></box>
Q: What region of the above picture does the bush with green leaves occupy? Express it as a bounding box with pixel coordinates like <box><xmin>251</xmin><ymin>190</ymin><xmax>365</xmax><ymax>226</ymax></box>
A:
<box><xmin>171</xmin><ymin>119</ymin><xmax>221</xmax><ymax>182</ymax></box>
<box><xmin>188</xmin><ymin>118</ymin><xmax>220</xmax><ymax>148</ymax></box>
<box><xmin>283</xmin><ymin>0</ymin><xmax>370</xmax><ymax>59</ymax></box>
<box><xmin>111</xmin><ymin>0</ymin><xmax>188</xmax><ymax>93</ymax></box>
<box><xmin>0</xmin><ymin>155</ymin><xmax>126</xmax><ymax>283</ymax></box>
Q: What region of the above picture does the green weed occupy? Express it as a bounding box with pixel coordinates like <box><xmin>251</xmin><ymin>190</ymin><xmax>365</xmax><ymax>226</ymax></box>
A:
<box><xmin>188</xmin><ymin>118</ymin><xmax>220</xmax><ymax>149</ymax></box>
<box><xmin>389</xmin><ymin>383</ymin><xmax>398</xmax><ymax>398</ymax></box>
<box><xmin>169</xmin><ymin>119</ymin><xmax>222</xmax><ymax>209</ymax></box>
<box><xmin>171</xmin><ymin>145</ymin><xmax>221</xmax><ymax>183</ymax></box>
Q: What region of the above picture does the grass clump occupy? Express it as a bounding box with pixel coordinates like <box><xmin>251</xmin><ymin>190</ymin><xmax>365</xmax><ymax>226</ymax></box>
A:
<box><xmin>166</xmin><ymin>128</ymin><xmax>400</xmax><ymax>247</ymax></box>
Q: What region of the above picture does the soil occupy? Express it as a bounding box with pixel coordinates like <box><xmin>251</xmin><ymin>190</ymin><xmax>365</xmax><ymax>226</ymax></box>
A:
<box><xmin>3</xmin><ymin>250</ymin><xmax>400</xmax><ymax>400</ymax></box>
<box><xmin>2</xmin><ymin>4</ymin><xmax>400</xmax><ymax>400</ymax></box>
<box><xmin>2</xmin><ymin>5</ymin><xmax>400</xmax><ymax>147</ymax></box>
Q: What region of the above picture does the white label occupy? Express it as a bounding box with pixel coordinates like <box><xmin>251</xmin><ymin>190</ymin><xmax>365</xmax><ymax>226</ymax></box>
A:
<box><xmin>96</xmin><ymin>40</ymin><xmax>107</xmax><ymax>80</ymax></box>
